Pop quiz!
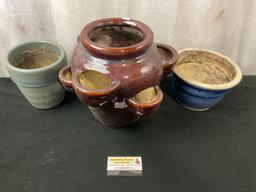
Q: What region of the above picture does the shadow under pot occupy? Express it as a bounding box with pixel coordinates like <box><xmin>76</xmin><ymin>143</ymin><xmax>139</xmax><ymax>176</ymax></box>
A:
<box><xmin>6</xmin><ymin>41</ymin><xmax>67</xmax><ymax>109</ymax></box>
<box><xmin>58</xmin><ymin>17</ymin><xmax>178</xmax><ymax>127</ymax></box>
<box><xmin>172</xmin><ymin>48</ymin><xmax>242</xmax><ymax>111</ymax></box>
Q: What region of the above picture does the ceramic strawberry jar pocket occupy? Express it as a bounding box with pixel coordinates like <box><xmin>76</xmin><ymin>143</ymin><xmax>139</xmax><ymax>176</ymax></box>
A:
<box><xmin>59</xmin><ymin>18</ymin><xmax>178</xmax><ymax>127</ymax></box>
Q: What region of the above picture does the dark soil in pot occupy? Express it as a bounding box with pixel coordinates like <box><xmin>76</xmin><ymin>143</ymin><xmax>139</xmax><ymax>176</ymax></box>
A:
<box><xmin>88</xmin><ymin>25</ymin><xmax>144</xmax><ymax>47</ymax></box>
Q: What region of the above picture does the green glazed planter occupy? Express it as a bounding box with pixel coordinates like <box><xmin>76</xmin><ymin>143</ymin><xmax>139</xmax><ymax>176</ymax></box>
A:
<box><xmin>6</xmin><ymin>41</ymin><xmax>67</xmax><ymax>109</ymax></box>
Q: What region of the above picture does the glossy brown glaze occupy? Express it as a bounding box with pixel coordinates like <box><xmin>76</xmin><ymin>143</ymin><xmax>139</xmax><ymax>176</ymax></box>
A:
<box><xmin>58</xmin><ymin>65</ymin><xmax>73</xmax><ymax>92</ymax></box>
<box><xmin>80</xmin><ymin>18</ymin><xmax>153</xmax><ymax>58</ymax></box>
<box><xmin>157</xmin><ymin>43</ymin><xmax>178</xmax><ymax>76</ymax></box>
<box><xmin>59</xmin><ymin>18</ymin><xmax>178</xmax><ymax>127</ymax></box>
<box><xmin>127</xmin><ymin>86</ymin><xmax>163</xmax><ymax>116</ymax></box>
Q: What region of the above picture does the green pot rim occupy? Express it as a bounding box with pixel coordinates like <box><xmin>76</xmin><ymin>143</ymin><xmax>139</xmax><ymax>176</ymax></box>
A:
<box><xmin>6</xmin><ymin>40</ymin><xmax>66</xmax><ymax>74</ymax></box>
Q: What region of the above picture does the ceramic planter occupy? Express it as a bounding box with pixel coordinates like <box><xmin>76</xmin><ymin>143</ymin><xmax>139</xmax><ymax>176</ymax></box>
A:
<box><xmin>59</xmin><ymin>18</ymin><xmax>178</xmax><ymax>127</ymax></box>
<box><xmin>6</xmin><ymin>41</ymin><xmax>67</xmax><ymax>109</ymax></box>
<box><xmin>172</xmin><ymin>48</ymin><xmax>242</xmax><ymax>111</ymax></box>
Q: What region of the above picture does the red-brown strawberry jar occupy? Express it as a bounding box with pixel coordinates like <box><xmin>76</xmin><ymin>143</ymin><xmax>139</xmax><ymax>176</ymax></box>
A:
<box><xmin>59</xmin><ymin>18</ymin><xmax>178</xmax><ymax>127</ymax></box>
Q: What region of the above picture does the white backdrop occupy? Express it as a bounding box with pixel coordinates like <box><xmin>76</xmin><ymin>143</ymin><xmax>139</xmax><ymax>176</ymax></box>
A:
<box><xmin>0</xmin><ymin>0</ymin><xmax>255</xmax><ymax>76</ymax></box>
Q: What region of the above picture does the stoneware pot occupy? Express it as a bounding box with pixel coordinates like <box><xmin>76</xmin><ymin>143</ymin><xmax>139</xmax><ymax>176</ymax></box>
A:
<box><xmin>172</xmin><ymin>48</ymin><xmax>242</xmax><ymax>111</ymax></box>
<box><xmin>6</xmin><ymin>41</ymin><xmax>67</xmax><ymax>109</ymax></box>
<box><xmin>58</xmin><ymin>18</ymin><xmax>178</xmax><ymax>127</ymax></box>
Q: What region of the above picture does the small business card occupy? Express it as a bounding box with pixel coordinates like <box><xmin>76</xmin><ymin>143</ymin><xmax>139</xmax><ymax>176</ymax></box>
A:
<box><xmin>107</xmin><ymin>156</ymin><xmax>142</xmax><ymax>176</ymax></box>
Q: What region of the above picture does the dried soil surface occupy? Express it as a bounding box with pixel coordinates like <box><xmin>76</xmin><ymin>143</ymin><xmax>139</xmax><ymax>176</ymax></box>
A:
<box><xmin>79</xmin><ymin>70</ymin><xmax>113</xmax><ymax>90</ymax></box>
<box><xmin>135</xmin><ymin>87</ymin><xmax>157</xmax><ymax>103</ymax></box>
<box><xmin>16</xmin><ymin>47</ymin><xmax>59</xmax><ymax>69</ymax></box>
<box><xmin>175</xmin><ymin>55</ymin><xmax>233</xmax><ymax>84</ymax></box>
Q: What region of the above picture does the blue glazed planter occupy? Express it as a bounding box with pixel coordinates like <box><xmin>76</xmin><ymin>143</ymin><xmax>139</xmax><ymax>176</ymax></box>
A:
<box><xmin>172</xmin><ymin>74</ymin><xmax>230</xmax><ymax>111</ymax></box>
<box><xmin>173</xmin><ymin>48</ymin><xmax>242</xmax><ymax>111</ymax></box>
